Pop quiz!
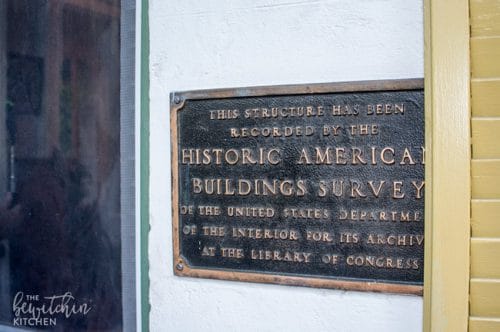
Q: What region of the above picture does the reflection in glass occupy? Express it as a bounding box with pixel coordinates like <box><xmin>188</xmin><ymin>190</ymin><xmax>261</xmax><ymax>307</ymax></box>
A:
<box><xmin>0</xmin><ymin>0</ymin><xmax>122</xmax><ymax>330</ymax></box>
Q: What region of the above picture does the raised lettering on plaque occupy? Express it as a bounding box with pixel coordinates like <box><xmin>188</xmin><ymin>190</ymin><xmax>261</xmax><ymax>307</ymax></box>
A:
<box><xmin>171</xmin><ymin>79</ymin><xmax>424</xmax><ymax>294</ymax></box>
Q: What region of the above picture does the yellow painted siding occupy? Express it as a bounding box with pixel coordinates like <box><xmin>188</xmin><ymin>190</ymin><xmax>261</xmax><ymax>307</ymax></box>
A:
<box><xmin>470</xmin><ymin>0</ymin><xmax>500</xmax><ymax>330</ymax></box>
<box><xmin>471</xmin><ymin>160</ymin><xmax>500</xmax><ymax>198</ymax></box>
<box><xmin>470</xmin><ymin>0</ymin><xmax>500</xmax><ymax>37</ymax></box>
<box><xmin>471</xmin><ymin>200</ymin><xmax>500</xmax><ymax>237</ymax></box>
<box><xmin>471</xmin><ymin>80</ymin><xmax>500</xmax><ymax>117</ymax></box>
<box><xmin>471</xmin><ymin>239</ymin><xmax>500</xmax><ymax>278</ymax></box>
<box><xmin>471</xmin><ymin>38</ymin><xmax>500</xmax><ymax>78</ymax></box>
<box><xmin>472</xmin><ymin>120</ymin><xmax>500</xmax><ymax>159</ymax></box>
<box><xmin>469</xmin><ymin>318</ymin><xmax>500</xmax><ymax>332</ymax></box>
<box><xmin>470</xmin><ymin>280</ymin><xmax>500</xmax><ymax>317</ymax></box>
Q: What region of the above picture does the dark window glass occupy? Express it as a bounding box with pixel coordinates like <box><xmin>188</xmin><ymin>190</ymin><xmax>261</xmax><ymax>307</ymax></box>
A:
<box><xmin>0</xmin><ymin>0</ymin><xmax>123</xmax><ymax>330</ymax></box>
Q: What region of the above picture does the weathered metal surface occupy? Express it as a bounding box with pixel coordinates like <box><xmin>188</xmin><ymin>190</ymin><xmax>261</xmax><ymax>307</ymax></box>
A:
<box><xmin>171</xmin><ymin>79</ymin><xmax>424</xmax><ymax>294</ymax></box>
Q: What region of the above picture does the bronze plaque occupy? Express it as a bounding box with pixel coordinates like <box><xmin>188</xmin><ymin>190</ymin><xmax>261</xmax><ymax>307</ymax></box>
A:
<box><xmin>171</xmin><ymin>79</ymin><xmax>424</xmax><ymax>294</ymax></box>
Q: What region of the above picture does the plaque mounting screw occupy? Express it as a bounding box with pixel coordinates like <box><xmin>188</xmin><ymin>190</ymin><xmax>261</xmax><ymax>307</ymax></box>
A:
<box><xmin>174</xmin><ymin>96</ymin><xmax>181</xmax><ymax>104</ymax></box>
<box><xmin>176</xmin><ymin>263</ymin><xmax>184</xmax><ymax>271</ymax></box>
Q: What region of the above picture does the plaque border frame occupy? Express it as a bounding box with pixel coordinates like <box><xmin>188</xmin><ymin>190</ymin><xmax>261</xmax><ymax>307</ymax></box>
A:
<box><xmin>170</xmin><ymin>78</ymin><xmax>424</xmax><ymax>295</ymax></box>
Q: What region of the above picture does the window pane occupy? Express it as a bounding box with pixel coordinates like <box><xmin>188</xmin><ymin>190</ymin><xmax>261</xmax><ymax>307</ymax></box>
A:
<box><xmin>0</xmin><ymin>0</ymin><xmax>123</xmax><ymax>330</ymax></box>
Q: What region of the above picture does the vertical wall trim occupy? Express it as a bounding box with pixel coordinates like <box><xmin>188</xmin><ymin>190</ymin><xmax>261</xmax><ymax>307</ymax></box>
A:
<box><xmin>423</xmin><ymin>0</ymin><xmax>471</xmax><ymax>331</ymax></box>
<box><xmin>140</xmin><ymin>0</ymin><xmax>150</xmax><ymax>331</ymax></box>
<box><xmin>121</xmin><ymin>0</ymin><xmax>137</xmax><ymax>331</ymax></box>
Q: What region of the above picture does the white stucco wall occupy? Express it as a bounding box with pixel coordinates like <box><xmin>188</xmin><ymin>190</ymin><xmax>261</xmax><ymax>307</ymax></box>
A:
<box><xmin>149</xmin><ymin>1</ymin><xmax>424</xmax><ymax>331</ymax></box>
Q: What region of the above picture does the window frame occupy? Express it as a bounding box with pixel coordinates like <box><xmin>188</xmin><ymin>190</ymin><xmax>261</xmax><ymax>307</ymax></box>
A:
<box><xmin>423</xmin><ymin>0</ymin><xmax>471</xmax><ymax>331</ymax></box>
<box><xmin>0</xmin><ymin>0</ymin><xmax>147</xmax><ymax>330</ymax></box>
